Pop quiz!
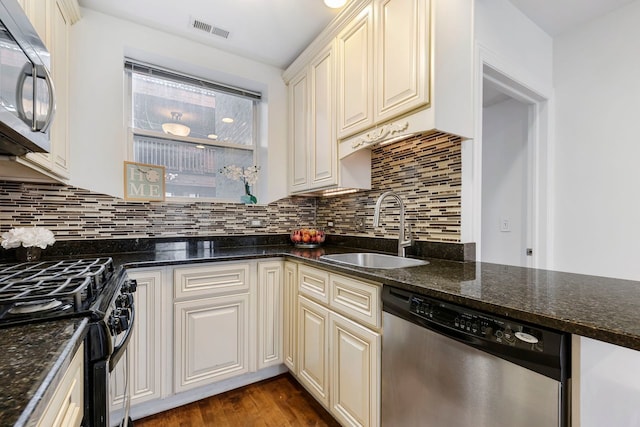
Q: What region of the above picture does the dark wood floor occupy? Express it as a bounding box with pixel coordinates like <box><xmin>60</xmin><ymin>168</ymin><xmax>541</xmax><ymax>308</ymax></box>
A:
<box><xmin>135</xmin><ymin>374</ymin><xmax>340</xmax><ymax>427</ymax></box>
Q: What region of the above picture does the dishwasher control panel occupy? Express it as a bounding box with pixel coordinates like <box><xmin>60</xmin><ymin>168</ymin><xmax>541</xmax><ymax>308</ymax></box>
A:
<box><xmin>409</xmin><ymin>296</ymin><xmax>544</xmax><ymax>351</ymax></box>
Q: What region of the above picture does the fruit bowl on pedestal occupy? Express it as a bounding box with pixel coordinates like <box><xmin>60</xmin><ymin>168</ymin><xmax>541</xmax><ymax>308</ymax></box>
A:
<box><xmin>290</xmin><ymin>228</ymin><xmax>326</xmax><ymax>248</ymax></box>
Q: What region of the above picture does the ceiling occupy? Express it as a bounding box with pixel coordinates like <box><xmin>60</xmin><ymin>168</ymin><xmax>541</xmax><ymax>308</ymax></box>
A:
<box><xmin>508</xmin><ymin>0</ymin><xmax>635</xmax><ymax>36</ymax></box>
<box><xmin>78</xmin><ymin>0</ymin><xmax>635</xmax><ymax>70</ymax></box>
<box><xmin>78</xmin><ymin>0</ymin><xmax>340</xmax><ymax>69</ymax></box>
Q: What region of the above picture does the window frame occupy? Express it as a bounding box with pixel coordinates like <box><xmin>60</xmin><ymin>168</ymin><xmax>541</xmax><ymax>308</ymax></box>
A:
<box><xmin>124</xmin><ymin>59</ymin><xmax>261</xmax><ymax>203</ymax></box>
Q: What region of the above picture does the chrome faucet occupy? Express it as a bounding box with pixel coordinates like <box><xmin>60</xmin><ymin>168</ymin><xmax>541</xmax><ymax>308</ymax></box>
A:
<box><xmin>373</xmin><ymin>191</ymin><xmax>413</xmax><ymax>257</ymax></box>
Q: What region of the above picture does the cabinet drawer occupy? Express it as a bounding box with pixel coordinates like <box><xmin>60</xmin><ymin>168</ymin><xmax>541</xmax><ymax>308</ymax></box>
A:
<box><xmin>37</xmin><ymin>342</ymin><xmax>84</xmax><ymax>427</ymax></box>
<box><xmin>298</xmin><ymin>265</ymin><xmax>330</xmax><ymax>304</ymax></box>
<box><xmin>174</xmin><ymin>262</ymin><xmax>250</xmax><ymax>299</ymax></box>
<box><xmin>330</xmin><ymin>274</ymin><xmax>380</xmax><ymax>330</ymax></box>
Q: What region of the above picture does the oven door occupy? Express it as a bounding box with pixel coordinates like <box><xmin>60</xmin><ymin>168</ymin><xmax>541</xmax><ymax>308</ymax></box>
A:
<box><xmin>86</xmin><ymin>297</ymin><xmax>135</xmax><ymax>427</ymax></box>
<box><xmin>108</xmin><ymin>304</ymin><xmax>135</xmax><ymax>427</ymax></box>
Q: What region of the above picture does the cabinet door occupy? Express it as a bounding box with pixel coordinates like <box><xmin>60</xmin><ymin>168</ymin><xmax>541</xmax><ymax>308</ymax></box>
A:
<box><xmin>309</xmin><ymin>43</ymin><xmax>337</xmax><ymax>189</ymax></box>
<box><xmin>374</xmin><ymin>0</ymin><xmax>429</xmax><ymax>123</ymax></box>
<box><xmin>174</xmin><ymin>293</ymin><xmax>250</xmax><ymax>393</ymax></box>
<box><xmin>330</xmin><ymin>312</ymin><xmax>381</xmax><ymax>427</ymax></box>
<box><xmin>21</xmin><ymin>0</ymin><xmax>72</xmax><ymax>179</ymax></box>
<box><xmin>48</xmin><ymin>0</ymin><xmax>70</xmax><ymax>176</ymax></box>
<box><xmin>110</xmin><ymin>269</ymin><xmax>163</xmax><ymax>409</ymax></box>
<box><xmin>298</xmin><ymin>295</ymin><xmax>330</xmax><ymax>407</ymax></box>
<box><xmin>283</xmin><ymin>261</ymin><xmax>298</xmax><ymax>373</ymax></box>
<box><xmin>336</xmin><ymin>3</ymin><xmax>374</xmax><ymax>139</ymax></box>
<box><xmin>37</xmin><ymin>343</ymin><xmax>84</xmax><ymax>427</ymax></box>
<box><xmin>257</xmin><ymin>261</ymin><xmax>283</xmax><ymax>370</ymax></box>
<box><xmin>288</xmin><ymin>70</ymin><xmax>309</xmax><ymax>192</ymax></box>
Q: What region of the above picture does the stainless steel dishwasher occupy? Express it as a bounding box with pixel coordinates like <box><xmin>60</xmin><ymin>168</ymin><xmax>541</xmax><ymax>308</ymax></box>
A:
<box><xmin>381</xmin><ymin>286</ymin><xmax>571</xmax><ymax>427</ymax></box>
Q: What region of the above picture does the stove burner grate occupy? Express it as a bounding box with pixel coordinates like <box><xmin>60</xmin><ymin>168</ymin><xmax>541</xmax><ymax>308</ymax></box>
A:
<box><xmin>0</xmin><ymin>258</ymin><xmax>115</xmax><ymax>325</ymax></box>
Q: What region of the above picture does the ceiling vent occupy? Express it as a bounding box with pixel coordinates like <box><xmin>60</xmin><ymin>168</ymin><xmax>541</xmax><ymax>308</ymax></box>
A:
<box><xmin>190</xmin><ymin>17</ymin><xmax>230</xmax><ymax>39</ymax></box>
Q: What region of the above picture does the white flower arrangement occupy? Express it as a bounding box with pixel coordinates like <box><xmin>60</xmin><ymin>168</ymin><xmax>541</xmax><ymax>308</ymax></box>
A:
<box><xmin>219</xmin><ymin>165</ymin><xmax>260</xmax><ymax>186</ymax></box>
<box><xmin>1</xmin><ymin>227</ymin><xmax>56</xmax><ymax>250</ymax></box>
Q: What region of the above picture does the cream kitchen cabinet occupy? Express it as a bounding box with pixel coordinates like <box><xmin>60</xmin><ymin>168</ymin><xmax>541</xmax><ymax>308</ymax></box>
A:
<box><xmin>336</xmin><ymin>3</ymin><xmax>374</xmax><ymax>139</ymax></box>
<box><xmin>288</xmin><ymin>43</ymin><xmax>338</xmax><ymax>194</ymax></box>
<box><xmin>294</xmin><ymin>263</ymin><xmax>382</xmax><ymax>427</ymax></box>
<box><xmin>37</xmin><ymin>343</ymin><xmax>84</xmax><ymax>427</ymax></box>
<box><xmin>173</xmin><ymin>261</ymin><xmax>254</xmax><ymax>393</ymax></box>
<box><xmin>286</xmin><ymin>0</ymin><xmax>473</xmax><ymax>176</ymax></box>
<box><xmin>330</xmin><ymin>311</ymin><xmax>380</xmax><ymax>427</ymax></box>
<box><xmin>110</xmin><ymin>268</ymin><xmax>164</xmax><ymax>411</ymax></box>
<box><xmin>336</xmin><ymin>0</ymin><xmax>429</xmax><ymax>139</ymax></box>
<box><xmin>122</xmin><ymin>260</ymin><xmax>293</xmax><ymax>420</ymax></box>
<box><xmin>373</xmin><ymin>0</ymin><xmax>429</xmax><ymax>124</ymax></box>
<box><xmin>298</xmin><ymin>294</ymin><xmax>331</xmax><ymax>407</ymax></box>
<box><xmin>174</xmin><ymin>293</ymin><xmax>251</xmax><ymax>393</ymax></box>
<box><xmin>15</xmin><ymin>0</ymin><xmax>80</xmax><ymax>181</ymax></box>
<box><xmin>257</xmin><ymin>261</ymin><xmax>284</xmax><ymax>370</ymax></box>
<box><xmin>283</xmin><ymin>261</ymin><xmax>298</xmax><ymax>373</ymax></box>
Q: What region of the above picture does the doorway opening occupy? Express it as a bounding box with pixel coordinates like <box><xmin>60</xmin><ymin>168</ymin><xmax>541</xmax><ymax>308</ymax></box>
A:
<box><xmin>473</xmin><ymin>63</ymin><xmax>551</xmax><ymax>268</ymax></box>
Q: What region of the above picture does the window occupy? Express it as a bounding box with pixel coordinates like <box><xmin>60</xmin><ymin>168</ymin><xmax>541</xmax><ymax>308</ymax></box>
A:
<box><xmin>125</xmin><ymin>60</ymin><xmax>261</xmax><ymax>199</ymax></box>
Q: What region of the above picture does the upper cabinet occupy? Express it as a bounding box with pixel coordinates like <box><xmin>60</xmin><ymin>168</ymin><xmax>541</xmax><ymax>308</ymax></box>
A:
<box><xmin>4</xmin><ymin>0</ymin><xmax>81</xmax><ymax>182</ymax></box>
<box><xmin>374</xmin><ymin>0</ymin><xmax>429</xmax><ymax>124</ymax></box>
<box><xmin>289</xmin><ymin>44</ymin><xmax>339</xmax><ymax>194</ymax></box>
<box><xmin>288</xmin><ymin>40</ymin><xmax>372</xmax><ymax>196</ymax></box>
<box><xmin>284</xmin><ymin>0</ymin><xmax>473</xmax><ymax>194</ymax></box>
<box><xmin>337</xmin><ymin>0</ymin><xmax>429</xmax><ymax>140</ymax></box>
<box><xmin>336</xmin><ymin>4</ymin><xmax>374</xmax><ymax>139</ymax></box>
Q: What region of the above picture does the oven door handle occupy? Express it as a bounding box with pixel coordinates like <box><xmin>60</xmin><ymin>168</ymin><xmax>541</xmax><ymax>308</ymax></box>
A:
<box><xmin>109</xmin><ymin>305</ymin><xmax>135</xmax><ymax>372</ymax></box>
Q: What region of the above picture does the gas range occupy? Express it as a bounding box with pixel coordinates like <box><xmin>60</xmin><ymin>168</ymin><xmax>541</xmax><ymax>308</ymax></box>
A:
<box><xmin>0</xmin><ymin>257</ymin><xmax>137</xmax><ymax>427</ymax></box>
<box><xmin>0</xmin><ymin>258</ymin><xmax>117</xmax><ymax>327</ymax></box>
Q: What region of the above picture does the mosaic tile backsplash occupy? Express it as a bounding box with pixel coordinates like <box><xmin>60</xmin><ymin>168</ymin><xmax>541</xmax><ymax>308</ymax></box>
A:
<box><xmin>0</xmin><ymin>182</ymin><xmax>316</xmax><ymax>240</ymax></box>
<box><xmin>317</xmin><ymin>132</ymin><xmax>462</xmax><ymax>242</ymax></box>
<box><xmin>0</xmin><ymin>132</ymin><xmax>461</xmax><ymax>243</ymax></box>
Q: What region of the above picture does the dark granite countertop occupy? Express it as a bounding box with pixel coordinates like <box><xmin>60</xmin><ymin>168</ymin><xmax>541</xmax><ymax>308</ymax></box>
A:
<box><xmin>3</xmin><ymin>235</ymin><xmax>639</xmax><ymax>426</ymax></box>
<box><xmin>111</xmin><ymin>242</ymin><xmax>640</xmax><ymax>352</ymax></box>
<box><xmin>0</xmin><ymin>318</ymin><xmax>88</xmax><ymax>427</ymax></box>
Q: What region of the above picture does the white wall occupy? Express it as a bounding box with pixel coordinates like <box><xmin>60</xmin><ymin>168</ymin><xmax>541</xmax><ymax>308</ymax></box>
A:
<box><xmin>465</xmin><ymin>0</ymin><xmax>553</xmax><ymax>255</ymax></box>
<box><xmin>474</xmin><ymin>0</ymin><xmax>553</xmax><ymax>93</ymax></box>
<box><xmin>68</xmin><ymin>9</ymin><xmax>288</xmax><ymax>202</ymax></box>
<box><xmin>481</xmin><ymin>97</ymin><xmax>529</xmax><ymax>266</ymax></box>
<box><xmin>552</xmin><ymin>0</ymin><xmax>640</xmax><ymax>281</ymax></box>
<box><xmin>553</xmin><ymin>1</ymin><xmax>640</xmax><ymax>425</ymax></box>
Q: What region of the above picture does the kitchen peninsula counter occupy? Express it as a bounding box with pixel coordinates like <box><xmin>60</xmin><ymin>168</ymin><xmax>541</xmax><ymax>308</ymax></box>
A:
<box><xmin>109</xmin><ymin>241</ymin><xmax>640</xmax><ymax>353</ymax></box>
<box><xmin>3</xmin><ymin>237</ymin><xmax>640</xmax><ymax>425</ymax></box>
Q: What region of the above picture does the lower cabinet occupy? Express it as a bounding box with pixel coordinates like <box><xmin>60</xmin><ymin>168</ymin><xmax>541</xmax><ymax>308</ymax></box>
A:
<box><xmin>294</xmin><ymin>264</ymin><xmax>381</xmax><ymax>427</ymax></box>
<box><xmin>257</xmin><ymin>261</ymin><xmax>284</xmax><ymax>369</ymax></box>
<box><xmin>116</xmin><ymin>260</ymin><xmax>284</xmax><ymax>419</ymax></box>
<box><xmin>298</xmin><ymin>295</ymin><xmax>331</xmax><ymax>407</ymax></box>
<box><xmin>37</xmin><ymin>342</ymin><xmax>84</xmax><ymax>427</ymax></box>
<box><xmin>174</xmin><ymin>293</ymin><xmax>250</xmax><ymax>392</ymax></box>
<box><xmin>115</xmin><ymin>259</ymin><xmax>379</xmax><ymax>426</ymax></box>
<box><xmin>110</xmin><ymin>268</ymin><xmax>163</xmax><ymax>410</ymax></box>
<box><xmin>330</xmin><ymin>311</ymin><xmax>380</xmax><ymax>427</ymax></box>
<box><xmin>283</xmin><ymin>261</ymin><xmax>298</xmax><ymax>373</ymax></box>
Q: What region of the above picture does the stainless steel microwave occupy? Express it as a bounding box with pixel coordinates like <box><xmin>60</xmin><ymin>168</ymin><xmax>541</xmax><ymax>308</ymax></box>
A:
<box><xmin>0</xmin><ymin>0</ymin><xmax>55</xmax><ymax>156</ymax></box>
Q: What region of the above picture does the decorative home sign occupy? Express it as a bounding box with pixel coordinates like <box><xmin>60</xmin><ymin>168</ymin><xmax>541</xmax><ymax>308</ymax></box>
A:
<box><xmin>124</xmin><ymin>161</ymin><xmax>165</xmax><ymax>201</ymax></box>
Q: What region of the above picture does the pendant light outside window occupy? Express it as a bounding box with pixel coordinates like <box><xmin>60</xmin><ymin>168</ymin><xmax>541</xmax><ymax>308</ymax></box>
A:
<box><xmin>162</xmin><ymin>111</ymin><xmax>191</xmax><ymax>137</ymax></box>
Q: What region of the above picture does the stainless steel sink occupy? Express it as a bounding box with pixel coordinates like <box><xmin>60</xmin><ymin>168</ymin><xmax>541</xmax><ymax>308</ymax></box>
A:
<box><xmin>320</xmin><ymin>253</ymin><xmax>429</xmax><ymax>269</ymax></box>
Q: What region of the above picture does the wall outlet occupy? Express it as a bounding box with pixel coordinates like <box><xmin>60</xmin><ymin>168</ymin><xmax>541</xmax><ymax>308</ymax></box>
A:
<box><xmin>355</xmin><ymin>217</ymin><xmax>365</xmax><ymax>232</ymax></box>
<box><xmin>249</xmin><ymin>219</ymin><xmax>263</xmax><ymax>227</ymax></box>
<box><xmin>500</xmin><ymin>218</ymin><xmax>511</xmax><ymax>232</ymax></box>
<box><xmin>327</xmin><ymin>221</ymin><xmax>334</xmax><ymax>227</ymax></box>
